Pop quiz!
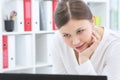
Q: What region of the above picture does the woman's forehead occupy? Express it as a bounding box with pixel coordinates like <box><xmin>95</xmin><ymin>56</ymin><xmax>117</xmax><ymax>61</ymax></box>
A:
<box><xmin>60</xmin><ymin>19</ymin><xmax>91</xmax><ymax>29</ymax></box>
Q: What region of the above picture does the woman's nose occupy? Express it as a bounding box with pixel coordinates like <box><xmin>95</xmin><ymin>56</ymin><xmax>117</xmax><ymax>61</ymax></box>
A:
<box><xmin>72</xmin><ymin>37</ymin><xmax>80</xmax><ymax>45</ymax></box>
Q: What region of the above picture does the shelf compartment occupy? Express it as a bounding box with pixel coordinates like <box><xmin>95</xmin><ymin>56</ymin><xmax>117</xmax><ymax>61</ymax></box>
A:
<box><xmin>35</xmin><ymin>66</ymin><xmax>53</xmax><ymax>74</ymax></box>
<box><xmin>15</xmin><ymin>34</ymin><xmax>34</xmax><ymax>67</ymax></box>
<box><xmin>35</xmin><ymin>34</ymin><xmax>54</xmax><ymax>65</ymax></box>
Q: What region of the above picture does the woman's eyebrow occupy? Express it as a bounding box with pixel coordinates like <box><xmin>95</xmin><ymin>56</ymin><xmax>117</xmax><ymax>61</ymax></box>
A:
<box><xmin>76</xmin><ymin>27</ymin><xmax>83</xmax><ymax>32</ymax></box>
<box><xmin>62</xmin><ymin>33</ymin><xmax>69</xmax><ymax>35</ymax></box>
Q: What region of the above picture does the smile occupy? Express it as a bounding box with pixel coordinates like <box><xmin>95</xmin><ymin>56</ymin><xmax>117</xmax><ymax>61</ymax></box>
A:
<box><xmin>75</xmin><ymin>43</ymin><xmax>85</xmax><ymax>50</ymax></box>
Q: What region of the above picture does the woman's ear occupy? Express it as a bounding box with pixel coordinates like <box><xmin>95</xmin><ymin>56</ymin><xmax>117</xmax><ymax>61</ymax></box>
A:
<box><xmin>90</xmin><ymin>16</ymin><xmax>95</xmax><ymax>30</ymax></box>
<box><xmin>92</xmin><ymin>16</ymin><xmax>95</xmax><ymax>25</ymax></box>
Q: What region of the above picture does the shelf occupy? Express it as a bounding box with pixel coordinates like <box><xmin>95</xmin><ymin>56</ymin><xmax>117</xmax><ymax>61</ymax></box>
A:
<box><xmin>35</xmin><ymin>63</ymin><xmax>52</xmax><ymax>68</ymax></box>
<box><xmin>35</xmin><ymin>30</ymin><xmax>56</xmax><ymax>34</ymax></box>
<box><xmin>2</xmin><ymin>31</ymin><xmax>56</xmax><ymax>35</ymax></box>
<box><xmin>2</xmin><ymin>32</ymin><xmax>33</xmax><ymax>35</ymax></box>
<box><xmin>1</xmin><ymin>66</ymin><xmax>34</xmax><ymax>73</ymax></box>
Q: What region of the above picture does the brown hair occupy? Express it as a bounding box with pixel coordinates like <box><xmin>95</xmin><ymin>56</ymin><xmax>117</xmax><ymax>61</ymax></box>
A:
<box><xmin>54</xmin><ymin>0</ymin><xmax>93</xmax><ymax>29</ymax></box>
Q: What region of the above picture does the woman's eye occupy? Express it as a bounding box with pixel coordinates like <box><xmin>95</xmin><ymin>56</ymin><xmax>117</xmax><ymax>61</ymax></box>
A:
<box><xmin>77</xmin><ymin>29</ymin><xmax>84</xmax><ymax>34</ymax></box>
<box><xmin>63</xmin><ymin>34</ymin><xmax>71</xmax><ymax>38</ymax></box>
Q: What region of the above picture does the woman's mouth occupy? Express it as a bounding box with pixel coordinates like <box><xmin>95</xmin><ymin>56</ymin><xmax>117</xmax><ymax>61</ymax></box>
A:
<box><xmin>75</xmin><ymin>43</ymin><xmax>85</xmax><ymax>51</ymax></box>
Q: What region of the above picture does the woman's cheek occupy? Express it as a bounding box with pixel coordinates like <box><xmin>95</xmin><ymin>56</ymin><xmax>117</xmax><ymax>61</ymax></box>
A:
<box><xmin>63</xmin><ymin>38</ymin><xmax>72</xmax><ymax>47</ymax></box>
<box><xmin>82</xmin><ymin>31</ymin><xmax>92</xmax><ymax>42</ymax></box>
<box><xmin>85</xmin><ymin>31</ymin><xmax>93</xmax><ymax>45</ymax></box>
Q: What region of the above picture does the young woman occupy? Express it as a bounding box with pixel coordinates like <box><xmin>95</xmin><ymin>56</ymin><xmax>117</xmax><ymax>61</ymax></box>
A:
<box><xmin>51</xmin><ymin>0</ymin><xmax>120</xmax><ymax>80</ymax></box>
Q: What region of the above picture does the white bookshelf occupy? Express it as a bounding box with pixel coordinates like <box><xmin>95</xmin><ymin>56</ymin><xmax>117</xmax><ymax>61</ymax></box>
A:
<box><xmin>0</xmin><ymin>0</ymin><xmax>55</xmax><ymax>74</ymax></box>
<box><xmin>0</xmin><ymin>0</ymin><xmax>109</xmax><ymax>73</ymax></box>
<box><xmin>86</xmin><ymin>0</ymin><xmax>110</xmax><ymax>28</ymax></box>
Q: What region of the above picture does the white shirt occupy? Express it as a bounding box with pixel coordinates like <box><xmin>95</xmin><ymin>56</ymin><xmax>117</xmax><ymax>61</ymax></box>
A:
<box><xmin>51</xmin><ymin>28</ymin><xmax>120</xmax><ymax>80</ymax></box>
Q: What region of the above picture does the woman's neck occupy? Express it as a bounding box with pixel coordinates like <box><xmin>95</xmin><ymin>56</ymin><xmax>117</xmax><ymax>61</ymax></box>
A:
<box><xmin>94</xmin><ymin>26</ymin><xmax>104</xmax><ymax>40</ymax></box>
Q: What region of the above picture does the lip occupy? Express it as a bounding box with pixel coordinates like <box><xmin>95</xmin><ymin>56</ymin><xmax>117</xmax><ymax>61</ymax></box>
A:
<box><xmin>75</xmin><ymin>43</ymin><xmax>85</xmax><ymax>50</ymax></box>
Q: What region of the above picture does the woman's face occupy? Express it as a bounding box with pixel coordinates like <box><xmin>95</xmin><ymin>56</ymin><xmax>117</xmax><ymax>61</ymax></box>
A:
<box><xmin>60</xmin><ymin>19</ymin><xmax>94</xmax><ymax>53</ymax></box>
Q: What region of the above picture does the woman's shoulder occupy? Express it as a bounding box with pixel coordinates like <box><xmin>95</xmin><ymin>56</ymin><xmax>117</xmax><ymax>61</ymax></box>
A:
<box><xmin>103</xmin><ymin>27</ymin><xmax>120</xmax><ymax>40</ymax></box>
<box><xmin>102</xmin><ymin>27</ymin><xmax>120</xmax><ymax>49</ymax></box>
<box><xmin>97</xmin><ymin>27</ymin><xmax>120</xmax><ymax>50</ymax></box>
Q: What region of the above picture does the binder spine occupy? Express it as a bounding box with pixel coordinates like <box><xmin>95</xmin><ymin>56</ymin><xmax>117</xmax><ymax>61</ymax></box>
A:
<box><xmin>16</xmin><ymin>0</ymin><xmax>24</xmax><ymax>32</ymax></box>
<box><xmin>2</xmin><ymin>36</ymin><xmax>8</xmax><ymax>69</ymax></box>
<box><xmin>40</xmin><ymin>1</ymin><xmax>52</xmax><ymax>31</ymax></box>
<box><xmin>24</xmin><ymin>0</ymin><xmax>32</xmax><ymax>31</ymax></box>
<box><xmin>32</xmin><ymin>0</ymin><xmax>40</xmax><ymax>32</ymax></box>
<box><xmin>52</xmin><ymin>0</ymin><xmax>58</xmax><ymax>30</ymax></box>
